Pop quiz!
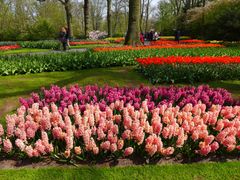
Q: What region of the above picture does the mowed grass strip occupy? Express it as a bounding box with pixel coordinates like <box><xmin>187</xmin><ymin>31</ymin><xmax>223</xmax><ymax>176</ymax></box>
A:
<box><xmin>0</xmin><ymin>161</ymin><xmax>240</xmax><ymax>180</ymax></box>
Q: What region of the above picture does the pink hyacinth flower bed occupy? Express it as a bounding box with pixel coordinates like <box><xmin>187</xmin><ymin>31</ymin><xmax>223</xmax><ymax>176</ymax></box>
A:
<box><xmin>0</xmin><ymin>85</ymin><xmax>240</xmax><ymax>163</ymax></box>
<box><xmin>1</xmin><ymin>101</ymin><xmax>240</xmax><ymax>159</ymax></box>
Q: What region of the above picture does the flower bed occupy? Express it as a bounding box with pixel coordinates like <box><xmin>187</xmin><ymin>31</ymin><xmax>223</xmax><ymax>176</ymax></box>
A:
<box><xmin>105</xmin><ymin>37</ymin><xmax>125</xmax><ymax>43</ymax></box>
<box><xmin>0</xmin><ymin>45</ymin><xmax>21</xmax><ymax>51</ymax></box>
<box><xmin>69</xmin><ymin>41</ymin><xmax>109</xmax><ymax>46</ymax></box>
<box><xmin>20</xmin><ymin>85</ymin><xmax>239</xmax><ymax>113</ymax></box>
<box><xmin>93</xmin><ymin>43</ymin><xmax>223</xmax><ymax>52</ymax></box>
<box><xmin>0</xmin><ymin>48</ymin><xmax>240</xmax><ymax>76</ymax></box>
<box><xmin>137</xmin><ymin>56</ymin><xmax>240</xmax><ymax>65</ymax></box>
<box><xmin>136</xmin><ymin>56</ymin><xmax>240</xmax><ymax>84</ymax></box>
<box><xmin>1</xmin><ymin>92</ymin><xmax>240</xmax><ymax>161</ymax></box>
<box><xmin>150</xmin><ymin>39</ymin><xmax>205</xmax><ymax>46</ymax></box>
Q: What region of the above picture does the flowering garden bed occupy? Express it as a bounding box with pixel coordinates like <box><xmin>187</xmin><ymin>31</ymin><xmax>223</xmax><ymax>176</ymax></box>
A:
<box><xmin>137</xmin><ymin>56</ymin><xmax>240</xmax><ymax>84</ymax></box>
<box><xmin>93</xmin><ymin>43</ymin><xmax>223</xmax><ymax>52</ymax></box>
<box><xmin>150</xmin><ymin>39</ymin><xmax>205</xmax><ymax>46</ymax></box>
<box><xmin>0</xmin><ymin>45</ymin><xmax>21</xmax><ymax>51</ymax></box>
<box><xmin>0</xmin><ymin>85</ymin><xmax>239</xmax><ymax>164</ymax></box>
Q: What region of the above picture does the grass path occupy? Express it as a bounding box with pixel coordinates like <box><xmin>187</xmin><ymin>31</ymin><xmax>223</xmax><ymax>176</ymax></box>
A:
<box><xmin>0</xmin><ymin>48</ymin><xmax>50</xmax><ymax>55</ymax></box>
<box><xmin>0</xmin><ymin>161</ymin><xmax>240</xmax><ymax>180</ymax></box>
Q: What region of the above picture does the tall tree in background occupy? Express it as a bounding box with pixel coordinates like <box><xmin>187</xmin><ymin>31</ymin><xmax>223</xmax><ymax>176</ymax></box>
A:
<box><xmin>124</xmin><ymin>0</ymin><xmax>141</xmax><ymax>46</ymax></box>
<box><xmin>84</xmin><ymin>0</ymin><xmax>90</xmax><ymax>37</ymax></box>
<box><xmin>107</xmin><ymin>0</ymin><xmax>112</xmax><ymax>37</ymax></box>
<box><xmin>37</xmin><ymin>0</ymin><xmax>73</xmax><ymax>37</ymax></box>
<box><xmin>144</xmin><ymin>0</ymin><xmax>150</xmax><ymax>32</ymax></box>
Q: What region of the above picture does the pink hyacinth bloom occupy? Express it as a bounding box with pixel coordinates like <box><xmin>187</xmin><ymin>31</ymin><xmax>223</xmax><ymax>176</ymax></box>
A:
<box><xmin>93</xmin><ymin>146</ymin><xmax>99</xmax><ymax>155</ymax></box>
<box><xmin>15</xmin><ymin>139</ymin><xmax>25</xmax><ymax>151</ymax></box>
<box><xmin>3</xmin><ymin>139</ymin><xmax>12</xmax><ymax>153</ymax></box>
<box><xmin>117</xmin><ymin>139</ymin><xmax>124</xmax><ymax>150</ymax></box>
<box><xmin>124</xmin><ymin>147</ymin><xmax>134</xmax><ymax>157</ymax></box>
<box><xmin>115</xmin><ymin>115</ymin><xmax>122</xmax><ymax>124</ymax></box>
<box><xmin>74</xmin><ymin>146</ymin><xmax>82</xmax><ymax>155</ymax></box>
<box><xmin>100</xmin><ymin>141</ymin><xmax>111</xmax><ymax>150</ymax></box>
<box><xmin>25</xmin><ymin>145</ymin><xmax>33</xmax><ymax>157</ymax></box>
<box><xmin>26</xmin><ymin>128</ymin><xmax>36</xmax><ymax>139</ymax></box>
<box><xmin>0</xmin><ymin>124</ymin><xmax>4</xmax><ymax>136</ymax></box>
<box><xmin>199</xmin><ymin>145</ymin><xmax>211</xmax><ymax>156</ymax></box>
<box><xmin>6</xmin><ymin>115</ymin><xmax>15</xmax><ymax>137</ymax></box>
<box><xmin>210</xmin><ymin>142</ymin><xmax>219</xmax><ymax>152</ymax></box>
<box><xmin>64</xmin><ymin>150</ymin><xmax>71</xmax><ymax>158</ymax></box>
<box><xmin>68</xmin><ymin>104</ymin><xmax>75</xmax><ymax>115</ymax></box>
<box><xmin>122</xmin><ymin>130</ymin><xmax>131</xmax><ymax>140</ymax></box>
<box><xmin>204</xmin><ymin>135</ymin><xmax>215</xmax><ymax>145</ymax></box>
<box><xmin>152</xmin><ymin>120</ymin><xmax>162</xmax><ymax>135</ymax></box>
<box><xmin>145</xmin><ymin>144</ymin><xmax>157</xmax><ymax>156</ymax></box>
<box><xmin>40</xmin><ymin>117</ymin><xmax>51</xmax><ymax>131</ymax></box>
<box><xmin>215</xmin><ymin>120</ymin><xmax>224</xmax><ymax>131</ymax></box>
<box><xmin>227</xmin><ymin>145</ymin><xmax>236</xmax><ymax>152</ymax></box>
<box><xmin>110</xmin><ymin>143</ymin><xmax>118</xmax><ymax>153</ymax></box>
<box><xmin>51</xmin><ymin>103</ymin><xmax>58</xmax><ymax>112</ymax></box>
<box><xmin>123</xmin><ymin>116</ymin><xmax>132</xmax><ymax>129</ymax></box>
<box><xmin>52</xmin><ymin>127</ymin><xmax>63</xmax><ymax>139</ymax></box>
<box><xmin>35</xmin><ymin>140</ymin><xmax>46</xmax><ymax>154</ymax></box>
<box><xmin>32</xmin><ymin>149</ymin><xmax>40</xmax><ymax>157</ymax></box>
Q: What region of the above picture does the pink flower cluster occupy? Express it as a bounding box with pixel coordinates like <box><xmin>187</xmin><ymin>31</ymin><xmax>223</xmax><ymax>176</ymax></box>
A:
<box><xmin>0</xmin><ymin>100</ymin><xmax>240</xmax><ymax>160</ymax></box>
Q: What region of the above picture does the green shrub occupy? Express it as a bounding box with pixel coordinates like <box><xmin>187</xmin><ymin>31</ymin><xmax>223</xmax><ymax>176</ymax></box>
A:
<box><xmin>187</xmin><ymin>0</ymin><xmax>240</xmax><ymax>41</ymax></box>
<box><xmin>18</xmin><ymin>40</ymin><xmax>61</xmax><ymax>50</ymax></box>
<box><xmin>137</xmin><ymin>63</ymin><xmax>240</xmax><ymax>84</ymax></box>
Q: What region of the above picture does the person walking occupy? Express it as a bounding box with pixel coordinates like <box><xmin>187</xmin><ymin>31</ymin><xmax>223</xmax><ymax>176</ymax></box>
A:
<box><xmin>59</xmin><ymin>27</ymin><xmax>67</xmax><ymax>51</ymax></box>
<box><xmin>175</xmin><ymin>29</ymin><xmax>181</xmax><ymax>44</ymax></box>
<box><xmin>65</xmin><ymin>26</ymin><xmax>70</xmax><ymax>48</ymax></box>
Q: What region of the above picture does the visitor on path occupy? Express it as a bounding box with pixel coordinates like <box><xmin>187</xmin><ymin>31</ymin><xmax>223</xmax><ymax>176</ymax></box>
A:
<box><xmin>175</xmin><ymin>29</ymin><xmax>181</xmax><ymax>43</ymax></box>
<box><xmin>140</xmin><ymin>33</ymin><xmax>144</xmax><ymax>44</ymax></box>
<box><xmin>65</xmin><ymin>26</ymin><xmax>70</xmax><ymax>48</ymax></box>
<box><xmin>59</xmin><ymin>27</ymin><xmax>67</xmax><ymax>51</ymax></box>
<box><xmin>154</xmin><ymin>32</ymin><xmax>159</xmax><ymax>41</ymax></box>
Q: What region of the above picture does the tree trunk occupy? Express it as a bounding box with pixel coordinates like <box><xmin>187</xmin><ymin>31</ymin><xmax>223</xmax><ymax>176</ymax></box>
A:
<box><xmin>84</xmin><ymin>0</ymin><xmax>90</xmax><ymax>37</ymax></box>
<box><xmin>64</xmin><ymin>2</ymin><xmax>73</xmax><ymax>38</ymax></box>
<box><xmin>107</xmin><ymin>0</ymin><xmax>112</xmax><ymax>37</ymax></box>
<box><xmin>144</xmin><ymin>0</ymin><xmax>150</xmax><ymax>33</ymax></box>
<box><xmin>140</xmin><ymin>0</ymin><xmax>145</xmax><ymax>32</ymax></box>
<box><xmin>124</xmin><ymin>0</ymin><xmax>141</xmax><ymax>46</ymax></box>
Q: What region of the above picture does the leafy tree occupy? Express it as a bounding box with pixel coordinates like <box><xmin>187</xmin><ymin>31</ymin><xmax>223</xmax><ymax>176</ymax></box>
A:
<box><xmin>124</xmin><ymin>0</ymin><xmax>141</xmax><ymax>46</ymax></box>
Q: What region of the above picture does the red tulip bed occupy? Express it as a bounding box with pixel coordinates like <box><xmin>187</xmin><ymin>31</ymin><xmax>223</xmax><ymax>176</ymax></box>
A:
<box><xmin>93</xmin><ymin>43</ymin><xmax>223</xmax><ymax>52</ymax></box>
<box><xmin>150</xmin><ymin>39</ymin><xmax>205</xmax><ymax>46</ymax></box>
<box><xmin>0</xmin><ymin>84</ymin><xmax>240</xmax><ymax>163</ymax></box>
<box><xmin>136</xmin><ymin>56</ymin><xmax>240</xmax><ymax>84</ymax></box>
<box><xmin>0</xmin><ymin>45</ymin><xmax>21</xmax><ymax>51</ymax></box>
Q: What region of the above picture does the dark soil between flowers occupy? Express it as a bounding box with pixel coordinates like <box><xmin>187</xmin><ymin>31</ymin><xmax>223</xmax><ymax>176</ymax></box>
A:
<box><xmin>1</xmin><ymin>154</ymin><xmax>240</xmax><ymax>169</ymax></box>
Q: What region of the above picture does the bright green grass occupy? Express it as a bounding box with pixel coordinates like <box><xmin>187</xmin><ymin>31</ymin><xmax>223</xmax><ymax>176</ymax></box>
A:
<box><xmin>0</xmin><ymin>48</ymin><xmax>50</xmax><ymax>55</ymax></box>
<box><xmin>0</xmin><ymin>161</ymin><xmax>240</xmax><ymax>180</ymax></box>
<box><xmin>0</xmin><ymin>67</ymin><xmax>239</xmax><ymax>124</ymax></box>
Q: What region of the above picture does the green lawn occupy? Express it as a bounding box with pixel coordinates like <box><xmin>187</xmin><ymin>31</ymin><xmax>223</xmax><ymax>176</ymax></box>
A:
<box><xmin>0</xmin><ymin>48</ymin><xmax>50</xmax><ymax>55</ymax></box>
<box><xmin>0</xmin><ymin>66</ymin><xmax>239</xmax><ymax>124</ymax></box>
<box><xmin>0</xmin><ymin>161</ymin><xmax>240</xmax><ymax>180</ymax></box>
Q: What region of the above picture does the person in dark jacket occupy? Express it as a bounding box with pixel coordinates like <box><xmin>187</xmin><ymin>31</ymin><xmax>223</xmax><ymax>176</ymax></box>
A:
<box><xmin>64</xmin><ymin>26</ymin><xmax>70</xmax><ymax>48</ymax></box>
<box><xmin>175</xmin><ymin>29</ymin><xmax>181</xmax><ymax>44</ymax></box>
<box><xmin>59</xmin><ymin>27</ymin><xmax>67</xmax><ymax>51</ymax></box>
